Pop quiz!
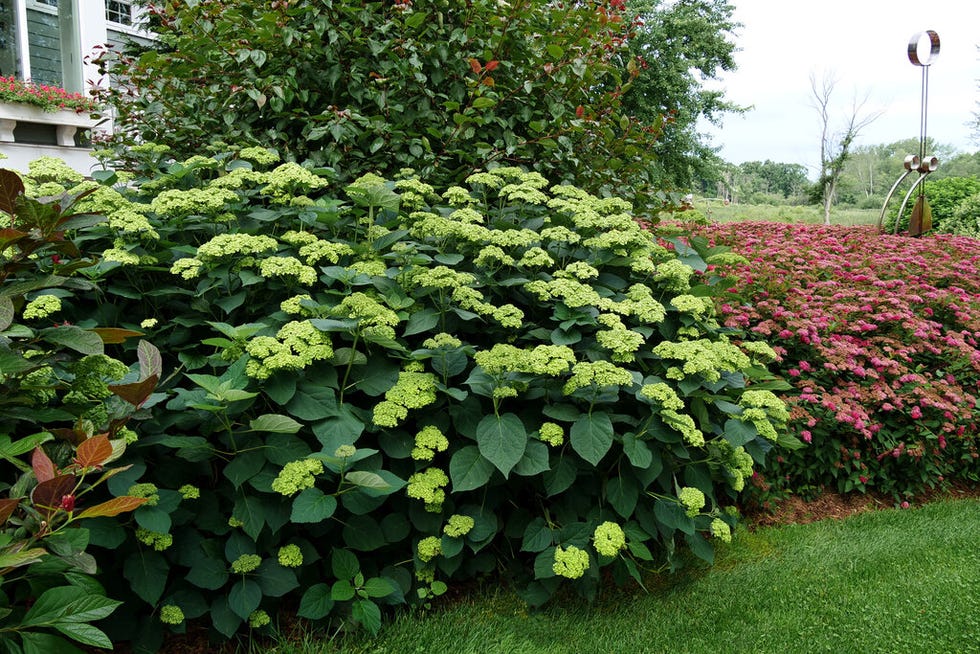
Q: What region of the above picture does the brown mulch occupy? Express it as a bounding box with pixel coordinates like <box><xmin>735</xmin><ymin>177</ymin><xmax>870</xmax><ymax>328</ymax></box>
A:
<box><xmin>743</xmin><ymin>481</ymin><xmax>980</xmax><ymax>528</ymax></box>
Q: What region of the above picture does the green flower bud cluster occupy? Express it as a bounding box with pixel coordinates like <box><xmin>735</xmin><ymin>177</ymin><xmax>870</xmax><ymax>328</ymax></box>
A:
<box><xmin>178</xmin><ymin>484</ymin><xmax>200</xmax><ymax>499</ymax></box>
<box><xmin>474</xmin><ymin>245</ymin><xmax>515</xmax><ymax>268</ymax></box>
<box><xmin>678</xmin><ymin>486</ymin><xmax>706</xmax><ymax>517</ymax></box>
<box><xmin>197</xmin><ymin>233</ymin><xmax>278</xmax><ymax>260</ymax></box>
<box><xmin>552</xmin><ymin>545</ymin><xmax>590</xmax><ymax>579</ymax></box>
<box><xmin>277</xmin><ymin>544</ymin><xmax>304</xmax><ymax>568</ymax></box>
<box><xmin>231</xmin><ymin>554</ymin><xmax>262</xmax><ymax>574</ymax></box>
<box><xmin>740</xmin><ymin>340</ymin><xmax>778</xmax><ymax>364</ymax></box>
<box><xmin>593</xmin><ymin>521</ymin><xmax>626</xmax><ymax>557</ymax></box>
<box><xmin>704</xmin><ymin>251</ymin><xmax>749</xmax><ymax>266</ymax></box>
<box><xmin>557</xmin><ymin>262</ymin><xmax>600</xmax><ymax>281</ymax></box>
<box><xmin>238</xmin><ymin>146</ymin><xmax>280</xmax><ymax>166</ymax></box>
<box><xmin>127</xmin><ymin>483</ymin><xmax>160</xmax><ymax>506</ymax></box>
<box><xmin>333</xmin><ymin>292</ymin><xmax>400</xmax><ymax>337</ymax></box>
<box><xmin>442</xmin><ymin>185</ymin><xmax>476</xmax><ymax>206</ymax></box>
<box><xmin>670</xmin><ymin>294</ymin><xmax>714</xmax><ymax>319</ymax></box>
<box><xmin>263</xmin><ymin>162</ymin><xmax>329</xmax><ymax>198</ymax></box>
<box><xmin>715</xmin><ymin>440</ymin><xmax>755</xmax><ymax>491</ymax></box>
<box><xmin>417</xmin><ymin>536</ymin><xmax>442</xmax><ymax>562</ymax></box>
<box><xmin>136</xmin><ymin>528</ymin><xmax>173</xmax><ymax>551</ymax></box>
<box><xmin>334</xmin><ymin>445</ymin><xmax>356</xmax><ymax>458</ymax></box>
<box><xmin>258</xmin><ymin>255</ymin><xmax>318</xmax><ymax>286</ymax></box>
<box><xmin>421</xmin><ymin>332</ymin><xmax>462</xmax><ymax>349</ymax></box>
<box><xmin>563</xmin><ymin>361</ymin><xmax>634</xmax><ymax>395</ymax></box>
<box><xmin>652</xmin><ymin>339</ymin><xmax>751</xmax><ymax>383</ymax></box>
<box><xmin>660</xmin><ymin>410</ymin><xmax>705</xmax><ymax>447</ymax></box>
<box><xmin>170</xmin><ymin>257</ymin><xmax>204</xmax><ymax>279</ymax></box>
<box><xmin>406</xmin><ymin>467</ymin><xmax>449</xmax><ymax>512</ymax></box>
<box><xmin>653</xmin><ymin>259</ymin><xmax>694</xmax><ymax>292</ymax></box>
<box><xmin>372</xmin><ymin>370</ymin><xmax>438</xmax><ymax>427</ymax></box>
<box><xmin>22</xmin><ymin>295</ymin><xmax>61</xmax><ymax>320</ymax></box>
<box><xmin>299</xmin><ymin>239</ymin><xmax>354</xmax><ymax>265</ymax></box>
<box><xmin>517</xmin><ymin>247</ymin><xmax>556</xmax><ymax>268</ymax></box>
<box><xmin>710</xmin><ymin>518</ymin><xmax>732</xmax><ymax>543</ymax></box>
<box><xmin>409</xmin><ymin>211</ymin><xmax>490</xmax><ymax>244</ymax></box>
<box><xmin>150</xmin><ymin>187</ymin><xmax>237</xmax><ymax>217</ymax></box>
<box><xmin>412</xmin><ymin>426</ymin><xmax>449</xmax><ymax>461</ymax></box>
<box><xmin>596</xmin><ymin>313</ymin><xmax>645</xmax><ymax>362</ymax></box>
<box><xmin>394</xmin><ymin>178</ymin><xmax>438</xmax><ymax>209</ymax></box>
<box><xmin>737</xmin><ymin>390</ymin><xmax>789</xmax><ymax>442</ymax></box>
<box><xmin>27</xmin><ymin>156</ymin><xmax>83</xmax><ymax>184</ymax></box>
<box><xmin>280</xmin><ymin>294</ymin><xmax>315</xmax><ymax>316</ymax></box>
<box><xmin>245</xmin><ymin>320</ymin><xmax>333</xmax><ymax>380</ymax></box>
<box><xmin>159</xmin><ymin>605</ymin><xmax>185</xmax><ymax>625</ymax></box>
<box><xmin>248</xmin><ymin>610</ymin><xmax>271</xmax><ymax>629</ymax></box>
<box><xmin>474</xmin><ymin>344</ymin><xmax>576</xmax><ymax>377</ymax></box>
<box><xmin>638</xmin><ymin>382</ymin><xmax>685</xmax><ymax>411</ymax></box>
<box><xmin>102</xmin><ymin>247</ymin><xmax>142</xmax><ymax>266</ymax></box>
<box><xmin>524</xmin><ymin>277</ymin><xmax>605</xmax><ymax>310</ymax></box>
<box><xmin>208</xmin><ymin>167</ymin><xmax>268</xmax><ymax>190</ymax></box>
<box><xmin>538</xmin><ymin>422</ymin><xmax>564</xmax><ymax>447</ymax></box>
<box><xmin>443</xmin><ymin>514</ymin><xmax>475</xmax><ymax>538</ymax></box>
<box><xmin>539</xmin><ymin>226</ymin><xmax>581</xmax><ymax>245</ymax></box>
<box><xmin>271</xmin><ymin>458</ymin><xmax>324</xmax><ymax>496</ymax></box>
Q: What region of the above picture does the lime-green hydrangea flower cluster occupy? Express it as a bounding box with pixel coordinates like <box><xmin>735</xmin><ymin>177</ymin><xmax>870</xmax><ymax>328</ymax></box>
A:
<box><xmin>406</xmin><ymin>467</ymin><xmax>449</xmax><ymax>512</ymax></box>
<box><xmin>27</xmin><ymin>156</ymin><xmax>83</xmax><ymax>184</ymax></box>
<box><xmin>262</xmin><ymin>162</ymin><xmax>329</xmax><ymax>199</ymax></box>
<box><xmin>333</xmin><ymin>292</ymin><xmax>400</xmax><ymax>339</ymax></box>
<box><xmin>652</xmin><ymin>339</ymin><xmax>751</xmax><ymax>383</ymax></box>
<box><xmin>372</xmin><ymin>369</ymin><xmax>438</xmax><ymax>427</ymax></box>
<box><xmin>258</xmin><ymin>255</ymin><xmax>318</xmax><ymax>286</ymax></box>
<box><xmin>126</xmin><ymin>483</ymin><xmax>160</xmax><ymax>506</ymax></box>
<box><xmin>248</xmin><ymin>610</ymin><xmax>271</xmax><ymax>629</ymax></box>
<box><xmin>170</xmin><ymin>257</ymin><xmax>204</xmax><ymax>279</ymax></box>
<box><xmin>639</xmin><ymin>382</ymin><xmax>685</xmax><ymax>411</ymax></box>
<box><xmin>538</xmin><ymin>422</ymin><xmax>564</xmax><ymax>447</ymax></box>
<box><xmin>563</xmin><ymin>361</ymin><xmax>634</xmax><ymax>395</ymax></box>
<box><xmin>670</xmin><ymin>294</ymin><xmax>714</xmax><ymax>320</ymax></box>
<box><xmin>417</xmin><ymin>536</ymin><xmax>442</xmax><ymax>562</ymax></box>
<box><xmin>593</xmin><ymin>522</ymin><xmax>626</xmax><ymax>557</ymax></box>
<box><xmin>159</xmin><ymin>605</ymin><xmax>185</xmax><ymax>625</ymax></box>
<box><xmin>443</xmin><ymin>514</ymin><xmax>475</xmax><ymax>538</ymax></box>
<box><xmin>710</xmin><ymin>518</ymin><xmax>732</xmax><ymax>543</ymax></box>
<box><xmin>653</xmin><ymin>259</ymin><xmax>694</xmax><ymax>292</ymax></box>
<box><xmin>280</xmin><ymin>294</ymin><xmax>315</xmax><ymax>316</ymax></box>
<box><xmin>678</xmin><ymin>486</ymin><xmax>706</xmax><ymax>517</ymax></box>
<box><xmin>136</xmin><ymin>528</ymin><xmax>172</xmax><ymax>551</ymax></box>
<box><xmin>412</xmin><ymin>426</ymin><xmax>449</xmax><ymax>461</ymax></box>
<box><xmin>334</xmin><ymin>444</ymin><xmax>357</xmax><ymax>458</ymax></box>
<box><xmin>740</xmin><ymin>340</ymin><xmax>779</xmax><ymax>364</ymax></box>
<box><xmin>231</xmin><ymin>554</ymin><xmax>262</xmax><ymax>574</ymax></box>
<box><xmin>150</xmin><ymin>187</ymin><xmax>237</xmax><ymax>218</ymax></box>
<box><xmin>277</xmin><ymin>544</ymin><xmax>304</xmax><ymax>568</ymax></box>
<box><xmin>178</xmin><ymin>484</ymin><xmax>200</xmax><ymax>500</ymax></box>
<box><xmin>238</xmin><ymin>146</ymin><xmax>280</xmax><ymax>166</ymax></box>
<box><xmin>245</xmin><ymin>320</ymin><xmax>333</xmax><ymax>379</ymax></box>
<box><xmin>661</xmin><ymin>409</ymin><xmax>705</xmax><ymax>447</ymax></box>
<box><xmin>552</xmin><ymin>545</ymin><xmax>590</xmax><ymax>579</ymax></box>
<box><xmin>22</xmin><ymin>294</ymin><xmax>61</xmax><ymax>320</ymax></box>
<box><xmin>197</xmin><ymin>233</ymin><xmax>278</xmax><ymax>260</ymax></box>
<box><xmin>595</xmin><ymin>313</ymin><xmax>645</xmax><ymax>362</ymax></box>
<box><xmin>271</xmin><ymin>458</ymin><xmax>324</xmax><ymax>496</ymax></box>
<box><xmin>715</xmin><ymin>440</ymin><xmax>755</xmax><ymax>491</ymax></box>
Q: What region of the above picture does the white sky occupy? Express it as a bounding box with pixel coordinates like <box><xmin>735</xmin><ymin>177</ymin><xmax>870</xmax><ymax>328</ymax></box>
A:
<box><xmin>701</xmin><ymin>0</ymin><xmax>980</xmax><ymax>175</ymax></box>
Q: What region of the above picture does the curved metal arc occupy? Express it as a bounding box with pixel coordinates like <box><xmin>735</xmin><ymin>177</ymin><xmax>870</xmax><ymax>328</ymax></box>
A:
<box><xmin>877</xmin><ymin>169</ymin><xmax>916</xmax><ymax>230</ymax></box>
<box><xmin>893</xmin><ymin>172</ymin><xmax>932</xmax><ymax>235</ymax></box>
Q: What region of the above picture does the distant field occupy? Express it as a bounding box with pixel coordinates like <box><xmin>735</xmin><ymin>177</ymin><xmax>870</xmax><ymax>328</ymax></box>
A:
<box><xmin>694</xmin><ymin>199</ymin><xmax>880</xmax><ymax>226</ymax></box>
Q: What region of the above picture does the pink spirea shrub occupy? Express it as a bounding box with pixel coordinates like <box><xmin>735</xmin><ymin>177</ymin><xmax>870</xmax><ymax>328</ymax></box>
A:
<box><xmin>693</xmin><ymin>222</ymin><xmax>980</xmax><ymax>500</ymax></box>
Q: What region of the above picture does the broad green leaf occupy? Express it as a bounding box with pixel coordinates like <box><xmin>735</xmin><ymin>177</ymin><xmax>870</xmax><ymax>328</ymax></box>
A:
<box><xmin>52</xmin><ymin>622</ymin><xmax>113</xmax><ymax>649</ymax></box>
<box><xmin>476</xmin><ymin>413</ymin><xmax>526</xmax><ymax>477</ymax></box>
<box><xmin>23</xmin><ymin>586</ymin><xmax>121</xmax><ymax>627</ymax></box>
<box><xmin>291</xmin><ymin>488</ymin><xmax>336</xmax><ymax>523</ymax></box>
<box><xmin>521</xmin><ymin>517</ymin><xmax>553</xmax><ymax>553</ymax></box>
<box><xmin>255</xmin><ymin>560</ymin><xmax>299</xmax><ymax>597</ymax></box>
<box><xmin>542</xmin><ymin>456</ymin><xmax>577</xmax><ymax>496</ymax></box>
<box><xmin>512</xmin><ymin>440</ymin><xmax>550</xmax><ymax>477</ymax></box>
<box><xmin>297</xmin><ymin>583</ymin><xmax>334</xmax><ymax>619</ymax></box>
<box><xmin>654</xmin><ymin>500</ymin><xmax>694</xmax><ymax>536</ymax></box>
<box><xmin>228</xmin><ymin>579</ymin><xmax>262</xmax><ymax>619</ymax></box>
<box><xmin>723</xmin><ymin>418</ymin><xmax>758</xmax><ymax>447</ymax></box>
<box><xmin>344</xmin><ymin>470</ymin><xmax>391</xmax><ymax>491</ymax></box>
<box><xmin>332</xmin><ymin>548</ymin><xmax>360</xmax><ymax>579</ymax></box>
<box><xmin>134</xmin><ymin>505</ymin><xmax>171</xmax><ymax>534</ymax></box>
<box><xmin>249</xmin><ymin>414</ymin><xmax>303</xmax><ymax>434</ymax></box>
<box><xmin>330</xmin><ymin>580</ymin><xmax>355</xmax><ymax>602</ymax></box>
<box><xmin>0</xmin><ymin>547</ymin><xmax>46</xmax><ymax>569</ymax></box>
<box><xmin>123</xmin><ymin>551</ymin><xmax>169</xmax><ymax>605</ymax></box>
<box><xmin>605</xmin><ymin>475</ymin><xmax>639</xmax><ymax>518</ymax></box>
<box><xmin>343</xmin><ymin>515</ymin><xmax>386</xmax><ymax>551</ymax></box>
<box><xmin>20</xmin><ymin>632</ymin><xmax>82</xmax><ymax>654</ymax></box>
<box><xmin>39</xmin><ymin>325</ymin><xmax>103</xmax><ymax>355</ymax></box>
<box><xmin>570</xmin><ymin>412</ymin><xmax>614</xmax><ymax>466</ymax></box>
<box><xmin>621</xmin><ymin>433</ymin><xmax>653</xmax><ymax>469</ymax></box>
<box><xmin>352</xmin><ymin>599</ymin><xmax>382</xmax><ymax>635</ymax></box>
<box><xmin>685</xmin><ymin>531</ymin><xmax>715</xmax><ymax>565</ymax></box>
<box><xmin>187</xmin><ymin>557</ymin><xmax>229</xmax><ymax>590</ymax></box>
<box><xmin>223</xmin><ymin>450</ymin><xmax>266</xmax><ymax>488</ymax></box>
<box><xmin>449</xmin><ymin>445</ymin><xmax>495</xmax><ymax>492</ymax></box>
<box><xmin>362</xmin><ymin>577</ymin><xmax>395</xmax><ymax>599</ymax></box>
<box><xmin>403</xmin><ymin>308</ymin><xmax>440</xmax><ymax>336</ymax></box>
<box><xmin>210</xmin><ymin>596</ymin><xmax>242</xmax><ymax>638</ymax></box>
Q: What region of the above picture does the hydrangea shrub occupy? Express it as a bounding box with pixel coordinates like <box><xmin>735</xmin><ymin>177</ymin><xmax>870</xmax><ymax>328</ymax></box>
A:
<box><xmin>14</xmin><ymin>155</ymin><xmax>786</xmax><ymax>645</ymax></box>
<box><xmin>696</xmin><ymin>222</ymin><xmax>980</xmax><ymax>502</ymax></box>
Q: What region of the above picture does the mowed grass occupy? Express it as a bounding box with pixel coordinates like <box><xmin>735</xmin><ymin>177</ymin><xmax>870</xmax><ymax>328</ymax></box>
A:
<box><xmin>695</xmin><ymin>200</ymin><xmax>880</xmax><ymax>226</ymax></box>
<box><xmin>271</xmin><ymin>498</ymin><xmax>980</xmax><ymax>654</ymax></box>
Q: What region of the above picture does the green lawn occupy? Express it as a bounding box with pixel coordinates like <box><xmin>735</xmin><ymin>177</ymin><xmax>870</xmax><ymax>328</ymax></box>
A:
<box><xmin>695</xmin><ymin>200</ymin><xmax>880</xmax><ymax>226</ymax></box>
<box><xmin>273</xmin><ymin>498</ymin><xmax>980</xmax><ymax>654</ymax></box>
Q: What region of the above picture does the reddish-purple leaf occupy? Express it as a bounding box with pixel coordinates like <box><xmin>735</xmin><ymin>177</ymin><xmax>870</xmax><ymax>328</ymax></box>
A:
<box><xmin>31</xmin><ymin>447</ymin><xmax>56</xmax><ymax>483</ymax></box>
<box><xmin>108</xmin><ymin>374</ymin><xmax>158</xmax><ymax>408</ymax></box>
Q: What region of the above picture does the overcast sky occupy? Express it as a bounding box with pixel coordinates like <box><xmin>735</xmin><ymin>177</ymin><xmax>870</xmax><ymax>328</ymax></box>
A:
<box><xmin>701</xmin><ymin>0</ymin><xmax>980</xmax><ymax>176</ymax></box>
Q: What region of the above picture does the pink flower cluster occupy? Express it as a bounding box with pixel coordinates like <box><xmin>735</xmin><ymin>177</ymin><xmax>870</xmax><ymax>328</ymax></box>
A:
<box><xmin>0</xmin><ymin>76</ymin><xmax>98</xmax><ymax>113</ymax></box>
<box><xmin>694</xmin><ymin>222</ymin><xmax>980</xmax><ymax>498</ymax></box>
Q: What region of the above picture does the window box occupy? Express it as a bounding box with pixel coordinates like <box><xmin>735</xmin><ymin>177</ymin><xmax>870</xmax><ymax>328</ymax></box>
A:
<box><xmin>0</xmin><ymin>101</ymin><xmax>98</xmax><ymax>146</ymax></box>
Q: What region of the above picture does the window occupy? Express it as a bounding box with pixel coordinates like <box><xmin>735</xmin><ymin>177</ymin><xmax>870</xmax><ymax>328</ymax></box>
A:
<box><xmin>105</xmin><ymin>0</ymin><xmax>133</xmax><ymax>26</ymax></box>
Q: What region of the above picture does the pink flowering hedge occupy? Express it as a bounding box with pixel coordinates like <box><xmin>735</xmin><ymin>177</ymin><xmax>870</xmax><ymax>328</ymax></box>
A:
<box><xmin>693</xmin><ymin>222</ymin><xmax>980</xmax><ymax>502</ymax></box>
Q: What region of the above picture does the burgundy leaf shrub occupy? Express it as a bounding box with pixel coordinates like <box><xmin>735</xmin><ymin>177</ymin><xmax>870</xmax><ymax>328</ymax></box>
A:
<box><xmin>695</xmin><ymin>222</ymin><xmax>980</xmax><ymax>501</ymax></box>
